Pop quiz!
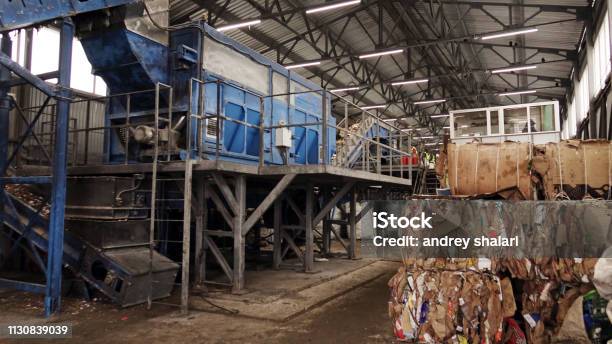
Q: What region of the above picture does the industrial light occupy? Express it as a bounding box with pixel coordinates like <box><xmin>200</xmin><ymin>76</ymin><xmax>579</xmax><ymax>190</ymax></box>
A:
<box><xmin>425</xmin><ymin>142</ymin><xmax>441</xmax><ymax>146</ymax></box>
<box><xmin>360</xmin><ymin>104</ymin><xmax>387</xmax><ymax>110</ymax></box>
<box><xmin>491</xmin><ymin>65</ymin><xmax>537</xmax><ymax>74</ymax></box>
<box><xmin>306</xmin><ymin>0</ymin><xmax>361</xmax><ymax>14</ymax></box>
<box><xmin>414</xmin><ymin>99</ymin><xmax>446</xmax><ymax>105</ymax></box>
<box><xmin>391</xmin><ymin>78</ymin><xmax>429</xmax><ymax>86</ymax></box>
<box><xmin>382</xmin><ymin>118</ymin><xmax>396</xmax><ymax>122</ymax></box>
<box><xmin>430</xmin><ymin>114</ymin><xmax>450</xmax><ymax>118</ymax></box>
<box><xmin>443</xmin><ymin>126</ymin><xmax>450</xmax><ymax>129</ymax></box>
<box><xmin>285</xmin><ymin>61</ymin><xmax>321</xmax><ymax>69</ymax></box>
<box><xmin>359</xmin><ymin>49</ymin><xmax>404</xmax><ymax>59</ymax></box>
<box><xmin>329</xmin><ymin>86</ymin><xmax>361</xmax><ymax>92</ymax></box>
<box><xmin>498</xmin><ymin>90</ymin><xmax>537</xmax><ymax>97</ymax></box>
<box><xmin>419</xmin><ymin>136</ymin><xmax>435</xmax><ymax>139</ymax></box>
<box><xmin>216</xmin><ymin>19</ymin><xmax>262</xmax><ymax>32</ymax></box>
<box><xmin>480</xmin><ymin>27</ymin><xmax>538</xmax><ymax>40</ymax></box>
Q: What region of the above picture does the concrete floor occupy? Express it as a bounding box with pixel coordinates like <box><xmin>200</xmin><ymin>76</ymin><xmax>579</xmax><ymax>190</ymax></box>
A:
<box><xmin>0</xmin><ymin>259</ymin><xmax>401</xmax><ymax>343</ymax></box>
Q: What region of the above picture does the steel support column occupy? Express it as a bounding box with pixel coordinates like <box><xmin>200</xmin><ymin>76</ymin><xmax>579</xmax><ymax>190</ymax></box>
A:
<box><xmin>0</xmin><ymin>33</ymin><xmax>12</xmax><ymax>271</ymax></box>
<box><xmin>348</xmin><ymin>186</ymin><xmax>357</xmax><ymax>260</ymax></box>
<box><xmin>194</xmin><ymin>180</ymin><xmax>207</xmax><ymax>287</ymax></box>
<box><xmin>273</xmin><ymin>198</ymin><xmax>282</xmax><ymax>269</ymax></box>
<box><xmin>0</xmin><ymin>34</ymin><xmax>11</xmax><ymax>175</ymax></box>
<box><xmin>304</xmin><ymin>183</ymin><xmax>314</xmax><ymax>272</ymax></box>
<box><xmin>181</xmin><ymin>160</ymin><xmax>193</xmax><ymax>314</ymax></box>
<box><xmin>44</xmin><ymin>18</ymin><xmax>73</xmax><ymax>317</ymax></box>
<box><xmin>232</xmin><ymin>175</ymin><xmax>246</xmax><ymax>292</ymax></box>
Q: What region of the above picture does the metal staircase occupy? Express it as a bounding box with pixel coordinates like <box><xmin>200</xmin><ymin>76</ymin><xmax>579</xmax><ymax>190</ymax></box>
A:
<box><xmin>335</xmin><ymin>115</ymin><xmax>376</xmax><ymax>168</ymax></box>
<box><xmin>414</xmin><ymin>168</ymin><xmax>439</xmax><ymax>195</ymax></box>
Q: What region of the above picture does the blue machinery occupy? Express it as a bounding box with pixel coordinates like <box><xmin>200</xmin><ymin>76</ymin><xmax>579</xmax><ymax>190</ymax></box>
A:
<box><xmin>0</xmin><ymin>1</ymin><xmax>413</xmax><ymax>316</ymax></box>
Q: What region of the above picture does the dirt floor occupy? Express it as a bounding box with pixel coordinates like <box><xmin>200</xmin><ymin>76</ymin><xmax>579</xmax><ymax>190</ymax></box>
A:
<box><xmin>0</xmin><ymin>260</ymin><xmax>400</xmax><ymax>344</ymax></box>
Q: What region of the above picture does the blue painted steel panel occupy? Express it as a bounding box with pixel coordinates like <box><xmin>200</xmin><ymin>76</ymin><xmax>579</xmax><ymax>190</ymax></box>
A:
<box><xmin>80</xmin><ymin>29</ymin><xmax>168</xmax><ymax>96</ymax></box>
<box><xmin>246</xmin><ymin>108</ymin><xmax>260</xmax><ymax>156</ymax></box>
<box><xmin>87</xmin><ymin>22</ymin><xmax>336</xmax><ymax>166</ymax></box>
<box><xmin>224</xmin><ymin>102</ymin><xmax>245</xmax><ymax>153</ymax></box>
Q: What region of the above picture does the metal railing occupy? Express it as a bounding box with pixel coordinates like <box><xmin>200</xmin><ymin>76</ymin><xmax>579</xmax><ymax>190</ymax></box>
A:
<box><xmin>11</xmin><ymin>78</ymin><xmax>416</xmax><ymax>181</ymax></box>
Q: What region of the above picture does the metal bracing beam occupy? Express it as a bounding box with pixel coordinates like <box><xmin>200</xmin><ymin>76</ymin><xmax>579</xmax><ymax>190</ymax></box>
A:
<box><xmin>0</xmin><ymin>52</ymin><xmax>56</xmax><ymax>98</ymax></box>
<box><xmin>211</xmin><ymin>173</ymin><xmax>239</xmax><ymax>215</ymax></box>
<box><xmin>207</xmin><ymin>186</ymin><xmax>235</xmax><ymax>231</ymax></box>
<box><xmin>327</xmin><ymin>223</ymin><xmax>349</xmax><ymax>252</ymax></box>
<box><xmin>285</xmin><ymin>194</ymin><xmax>305</xmax><ymax>224</ymax></box>
<box><xmin>0</xmin><ymin>71</ymin><xmax>59</xmax><ymax>89</ymax></box>
<box><xmin>281</xmin><ymin>230</ymin><xmax>304</xmax><ymax>262</ymax></box>
<box><xmin>355</xmin><ymin>201</ymin><xmax>373</xmax><ymax>223</ymax></box>
<box><xmin>313</xmin><ymin>181</ymin><xmax>355</xmax><ymax>226</ymax></box>
<box><xmin>398</xmin><ymin>2</ymin><xmax>480</xmax><ymax>104</ymax></box>
<box><xmin>407</xmin><ymin>0</ymin><xmax>589</xmax><ymax>11</ymax></box>
<box><xmin>203</xmin><ymin>235</ymin><xmax>233</xmax><ymax>282</ymax></box>
<box><xmin>242</xmin><ymin>174</ymin><xmax>296</xmax><ymax>235</ymax></box>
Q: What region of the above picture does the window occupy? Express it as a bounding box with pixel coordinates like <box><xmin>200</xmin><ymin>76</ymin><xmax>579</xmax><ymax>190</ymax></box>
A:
<box><xmin>503</xmin><ymin>108</ymin><xmax>528</xmax><ymax>134</ymax></box>
<box><xmin>574</xmin><ymin>71</ymin><xmax>590</xmax><ymax>121</ymax></box>
<box><xmin>530</xmin><ymin>104</ymin><xmax>556</xmax><ymax>132</ymax></box>
<box><xmin>453</xmin><ymin>110</ymin><xmax>487</xmax><ymax>137</ymax></box>
<box><xmin>28</xmin><ymin>28</ymin><xmax>106</xmax><ymax>95</ymax></box>
<box><xmin>592</xmin><ymin>11</ymin><xmax>611</xmax><ymax>93</ymax></box>
<box><xmin>9</xmin><ymin>31</ymin><xmax>25</xmax><ymax>66</ymax></box>
<box><xmin>564</xmin><ymin>98</ymin><xmax>577</xmax><ymax>139</ymax></box>
<box><xmin>579</xmin><ymin>72</ymin><xmax>590</xmax><ymax>120</ymax></box>
<box><xmin>490</xmin><ymin>110</ymin><xmax>500</xmax><ymax>134</ymax></box>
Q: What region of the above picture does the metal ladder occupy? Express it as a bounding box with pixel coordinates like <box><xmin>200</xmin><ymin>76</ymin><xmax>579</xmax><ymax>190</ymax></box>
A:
<box><xmin>146</xmin><ymin>83</ymin><xmax>194</xmax><ymax>314</ymax></box>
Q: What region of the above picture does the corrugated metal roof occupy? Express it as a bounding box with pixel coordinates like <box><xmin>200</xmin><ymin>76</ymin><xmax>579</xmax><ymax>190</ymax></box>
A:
<box><xmin>169</xmin><ymin>0</ymin><xmax>589</xmax><ymax>123</ymax></box>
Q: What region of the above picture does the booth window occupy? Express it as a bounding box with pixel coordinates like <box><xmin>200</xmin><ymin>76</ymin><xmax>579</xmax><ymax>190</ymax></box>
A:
<box><xmin>503</xmin><ymin>108</ymin><xmax>528</xmax><ymax>134</ymax></box>
<box><xmin>454</xmin><ymin>110</ymin><xmax>486</xmax><ymax>137</ymax></box>
<box><xmin>530</xmin><ymin>104</ymin><xmax>556</xmax><ymax>132</ymax></box>
<box><xmin>490</xmin><ymin>110</ymin><xmax>500</xmax><ymax>134</ymax></box>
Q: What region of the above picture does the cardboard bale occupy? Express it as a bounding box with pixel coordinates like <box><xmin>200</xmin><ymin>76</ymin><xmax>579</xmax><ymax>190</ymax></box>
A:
<box><xmin>553</xmin><ymin>295</ymin><xmax>591</xmax><ymax>343</ymax></box>
<box><xmin>496</xmin><ymin>258</ymin><xmax>597</xmax><ymax>284</ymax></box>
<box><xmin>447</xmin><ymin>142</ymin><xmax>533</xmax><ymax>199</ymax></box>
<box><xmin>391</xmin><ymin>257</ymin><xmax>608</xmax><ymax>342</ymax></box>
<box><xmin>389</xmin><ymin>267</ymin><xmax>504</xmax><ymax>343</ymax></box>
<box><xmin>531</xmin><ymin>140</ymin><xmax>611</xmax><ymax>200</ymax></box>
<box><xmin>402</xmin><ymin>258</ymin><xmax>500</xmax><ymax>274</ymax></box>
<box><xmin>520</xmin><ymin>281</ymin><xmax>594</xmax><ymax>344</ymax></box>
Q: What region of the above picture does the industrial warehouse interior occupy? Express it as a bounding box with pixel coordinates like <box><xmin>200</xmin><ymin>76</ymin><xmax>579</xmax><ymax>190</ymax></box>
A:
<box><xmin>0</xmin><ymin>0</ymin><xmax>611</xmax><ymax>343</ymax></box>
